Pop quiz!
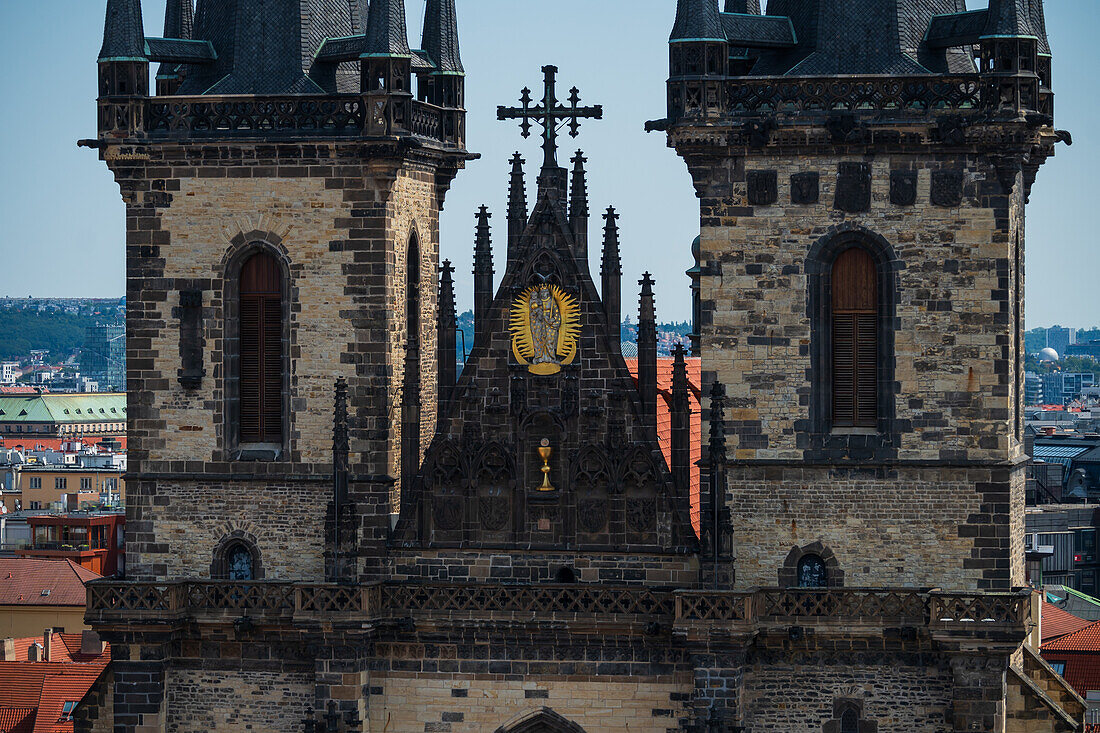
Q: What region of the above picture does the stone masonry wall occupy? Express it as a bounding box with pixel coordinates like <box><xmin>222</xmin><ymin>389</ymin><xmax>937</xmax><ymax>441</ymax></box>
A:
<box><xmin>692</xmin><ymin>150</ymin><xmax>1026</xmax><ymax>590</ymax></box>
<box><xmin>366</xmin><ymin>674</ymin><xmax>692</xmax><ymax>733</ymax></box>
<box><xmin>741</xmin><ymin>657</ymin><xmax>953</xmax><ymax>732</ymax></box>
<box><xmin>106</xmin><ymin>142</ymin><xmax>447</xmax><ymax>581</ymax></box>
<box><xmin>730</xmin><ymin>464</ymin><xmax>1025</xmax><ymax>590</ymax></box>
<box><xmin>699</xmin><ymin>153</ymin><xmax>1023</xmax><ymax>464</ymax></box>
<box><xmin>165</xmin><ymin>669</ymin><xmax>313</xmax><ymax>733</ymax></box>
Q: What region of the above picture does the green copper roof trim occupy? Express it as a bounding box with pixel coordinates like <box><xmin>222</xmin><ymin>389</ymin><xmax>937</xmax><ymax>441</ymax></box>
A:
<box><xmin>361</xmin><ymin>52</ymin><xmax>413</xmax><ymax>59</ymax></box>
<box><xmin>98</xmin><ymin>56</ymin><xmax>148</xmax><ymax>62</ymax></box>
<box><xmin>979</xmin><ymin>34</ymin><xmax>1040</xmax><ymax>41</ymax></box>
<box><xmin>670</xmin><ymin>37</ymin><xmax>726</xmax><ymax>43</ymax></box>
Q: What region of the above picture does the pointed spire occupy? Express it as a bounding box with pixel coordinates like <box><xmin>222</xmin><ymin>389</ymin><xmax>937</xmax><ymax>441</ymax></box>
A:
<box><xmin>637</xmin><ymin>273</ymin><xmax>658</xmax><ymax>437</ymax></box>
<box><xmin>707</xmin><ymin>381</ymin><xmax>728</xmax><ymax>466</ymax></box>
<box><xmin>365</xmin><ymin>0</ymin><xmax>412</xmax><ymax>57</ymax></box>
<box><xmin>670</xmin><ymin>344</ymin><xmax>691</xmax><ymax>500</ymax></box>
<box><xmin>984</xmin><ymin>0</ymin><xmax>1035</xmax><ymax>39</ymax></box>
<box><xmin>601</xmin><ymin>208</ymin><xmax>623</xmax><ymax>337</ymax></box>
<box><xmin>569</xmin><ymin>151</ymin><xmax>589</xmax><ymax>222</ymax></box>
<box><xmin>437</xmin><ymin>261</ymin><xmax>458</xmax><ymax>420</ymax></box>
<box><xmin>724</xmin><ymin>0</ymin><xmax>760</xmax><ymax>13</ymax></box>
<box><xmin>99</xmin><ymin>0</ymin><xmax>147</xmax><ymax>61</ymax></box>
<box><xmin>164</xmin><ymin>0</ymin><xmax>194</xmax><ymax>39</ymax></box>
<box><xmin>671</xmin><ymin>0</ymin><xmax>724</xmax><ymax>43</ymax></box>
<box><xmin>569</xmin><ymin>151</ymin><xmax>590</xmax><ymax>267</ymax></box>
<box><xmin>422</xmin><ymin>0</ymin><xmax>463</xmax><ymax>74</ymax></box>
<box><xmin>1029</xmin><ymin>0</ymin><xmax>1051</xmax><ymax>55</ymax></box>
<box><xmin>473</xmin><ymin>206</ymin><xmax>494</xmax><ymax>346</ymax></box>
<box><xmin>507</xmin><ymin>153</ymin><xmax>527</xmax><ymax>268</ymax></box>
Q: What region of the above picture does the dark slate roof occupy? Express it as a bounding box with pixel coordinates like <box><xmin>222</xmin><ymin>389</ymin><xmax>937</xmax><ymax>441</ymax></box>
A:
<box><xmin>422</xmin><ymin>0</ymin><xmax>463</xmax><ymax>74</ymax></box>
<box><xmin>925</xmin><ymin>10</ymin><xmax>990</xmax><ymax>48</ymax></box>
<box><xmin>720</xmin><ymin>13</ymin><xmax>796</xmax><ymax>49</ymax></box>
<box><xmin>176</xmin><ymin>0</ymin><xmax>366</xmax><ymax>95</ymax></box>
<box><xmin>315</xmin><ymin>35</ymin><xmax>370</xmax><ymax>63</ymax></box>
<box><xmin>740</xmin><ymin>0</ymin><xmax>976</xmax><ymax>77</ymax></box>
<box><xmin>99</xmin><ymin>0</ymin><xmax>146</xmax><ymax>61</ymax></box>
<box><xmin>365</xmin><ymin>0</ymin><xmax>412</xmax><ymax>57</ymax></box>
<box><xmin>671</xmin><ymin>0</ymin><xmax>725</xmax><ymax>42</ymax></box>
<box><xmin>1030</xmin><ymin>0</ymin><xmax>1051</xmax><ymax>55</ymax></box>
<box><xmin>724</xmin><ymin>0</ymin><xmax>760</xmax><ymax>13</ymax></box>
<box><xmin>985</xmin><ymin>0</ymin><xmax>1035</xmax><ymax>38</ymax></box>
<box><xmin>145</xmin><ymin>37</ymin><xmax>216</xmax><ymax>64</ymax></box>
<box><xmin>163</xmin><ymin>0</ymin><xmax>195</xmax><ymax>40</ymax></box>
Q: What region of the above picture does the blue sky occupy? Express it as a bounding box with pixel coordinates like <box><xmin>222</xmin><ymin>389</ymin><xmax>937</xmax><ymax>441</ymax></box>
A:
<box><xmin>0</xmin><ymin>1</ymin><xmax>1095</xmax><ymax>327</ymax></box>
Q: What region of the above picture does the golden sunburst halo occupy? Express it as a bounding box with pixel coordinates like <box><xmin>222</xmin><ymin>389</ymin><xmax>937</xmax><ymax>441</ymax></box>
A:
<box><xmin>509</xmin><ymin>284</ymin><xmax>581</xmax><ymax>376</ymax></box>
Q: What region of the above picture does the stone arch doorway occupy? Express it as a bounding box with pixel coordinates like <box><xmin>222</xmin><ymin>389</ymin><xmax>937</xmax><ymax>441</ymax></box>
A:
<box><xmin>495</xmin><ymin>707</ymin><xmax>587</xmax><ymax>733</ymax></box>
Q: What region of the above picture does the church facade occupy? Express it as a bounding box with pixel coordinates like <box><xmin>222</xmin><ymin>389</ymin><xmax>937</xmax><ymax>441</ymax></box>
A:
<box><xmin>83</xmin><ymin>0</ymin><xmax>1082</xmax><ymax>731</ymax></box>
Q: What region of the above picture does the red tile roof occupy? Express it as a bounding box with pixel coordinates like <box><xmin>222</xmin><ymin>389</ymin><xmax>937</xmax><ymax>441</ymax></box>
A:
<box><xmin>0</xmin><ymin>707</ymin><xmax>35</xmax><ymax>733</ymax></box>
<box><xmin>625</xmin><ymin>357</ymin><xmax>702</xmax><ymax>536</ymax></box>
<box><xmin>1042</xmin><ymin>618</ymin><xmax>1100</xmax><ymax>652</ymax></box>
<box><xmin>1042</xmin><ymin>601</ymin><xmax>1092</xmax><ymax>642</ymax></box>
<box><xmin>0</xmin><ymin>438</ymin><xmax>126</xmax><ymax>453</ymax></box>
<box><xmin>0</xmin><ymin>635</ymin><xmax>109</xmax><ymax>733</ymax></box>
<box><xmin>0</xmin><ymin>559</ymin><xmax>100</xmax><ymax>607</ymax></box>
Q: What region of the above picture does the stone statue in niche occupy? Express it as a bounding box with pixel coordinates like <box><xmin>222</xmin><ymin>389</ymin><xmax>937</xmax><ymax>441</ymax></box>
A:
<box><xmin>890</xmin><ymin>170</ymin><xmax>918</xmax><ymax>206</ymax></box>
<box><xmin>510</xmin><ymin>284</ymin><xmax>581</xmax><ymax>376</ymax></box>
<box><xmin>790</xmin><ymin>172</ymin><xmax>819</xmax><ymax>205</ymax></box>
<box><xmin>835</xmin><ymin>162</ymin><xmax>871</xmax><ymax>213</ymax></box>
<box><xmin>931</xmin><ymin>170</ymin><xmax>964</xmax><ymax>208</ymax></box>
<box><xmin>747</xmin><ymin>170</ymin><xmax>778</xmax><ymax>206</ymax></box>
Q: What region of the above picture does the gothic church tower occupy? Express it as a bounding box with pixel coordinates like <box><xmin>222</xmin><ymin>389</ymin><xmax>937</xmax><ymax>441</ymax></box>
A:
<box><xmin>92</xmin><ymin>0</ymin><xmax>468</xmax><ymax>587</ymax></box>
<box><xmin>656</xmin><ymin>0</ymin><xmax>1064</xmax><ymax>592</ymax></box>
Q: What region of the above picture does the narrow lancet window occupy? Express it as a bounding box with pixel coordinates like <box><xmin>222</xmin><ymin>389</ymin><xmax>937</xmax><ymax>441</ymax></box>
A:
<box><xmin>239</xmin><ymin>252</ymin><xmax>283</xmax><ymax>444</ymax></box>
<box><xmin>831</xmin><ymin>247</ymin><xmax>878</xmax><ymax>428</ymax></box>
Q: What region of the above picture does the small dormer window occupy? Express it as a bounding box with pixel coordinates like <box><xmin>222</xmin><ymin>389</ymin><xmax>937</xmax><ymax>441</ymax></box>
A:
<box><xmin>40</xmin><ymin>589</ymin><xmax>51</xmax><ymax>596</ymax></box>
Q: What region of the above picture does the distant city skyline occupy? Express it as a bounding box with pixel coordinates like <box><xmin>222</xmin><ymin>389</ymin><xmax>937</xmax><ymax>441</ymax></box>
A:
<box><xmin>0</xmin><ymin>1</ymin><xmax>1097</xmax><ymax>327</ymax></box>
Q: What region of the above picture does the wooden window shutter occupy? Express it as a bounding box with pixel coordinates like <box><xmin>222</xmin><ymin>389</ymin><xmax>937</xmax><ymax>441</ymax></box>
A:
<box><xmin>239</xmin><ymin>253</ymin><xmax>283</xmax><ymax>444</ymax></box>
<box><xmin>831</xmin><ymin>248</ymin><xmax>879</xmax><ymax>428</ymax></box>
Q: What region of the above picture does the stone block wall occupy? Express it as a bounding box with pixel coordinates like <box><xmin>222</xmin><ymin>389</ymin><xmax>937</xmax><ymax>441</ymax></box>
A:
<box><xmin>741</xmin><ymin>657</ymin><xmax>954</xmax><ymax>731</ymax></box>
<box><xmin>103</xmin><ymin>141</ymin><xmax>453</xmax><ymax>581</ymax></box>
<box><xmin>366</xmin><ymin>673</ymin><xmax>692</xmax><ymax>733</ymax></box>
<box><xmin>729</xmin><ymin>463</ymin><xmax>1026</xmax><ymax>590</ymax></box>
<box><xmin>697</xmin><ymin>152</ymin><xmax>1024</xmax><ymax>464</ymax></box>
<box><xmin>164</xmin><ymin>669</ymin><xmax>313</xmax><ymax>733</ymax></box>
<box><xmin>686</xmin><ymin>147</ymin><xmax>1027</xmax><ymax>590</ymax></box>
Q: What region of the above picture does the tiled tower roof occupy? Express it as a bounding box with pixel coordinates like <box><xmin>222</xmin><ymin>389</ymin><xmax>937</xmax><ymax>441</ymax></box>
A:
<box><xmin>98</xmin><ymin>0</ymin><xmax>146</xmax><ymax>62</ymax></box>
<box><xmin>422</xmin><ymin>0</ymin><xmax>463</xmax><ymax>74</ymax></box>
<box><xmin>365</xmin><ymin>0</ymin><xmax>411</xmax><ymax>57</ymax></box>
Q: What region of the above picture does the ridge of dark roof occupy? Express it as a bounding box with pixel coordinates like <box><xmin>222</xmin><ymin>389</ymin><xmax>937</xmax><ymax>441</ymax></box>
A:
<box><xmin>720</xmin><ymin>13</ymin><xmax>797</xmax><ymax>49</ymax></box>
<box><xmin>98</xmin><ymin>0</ymin><xmax>146</xmax><ymax>62</ymax></box>
<box><xmin>724</xmin><ymin>0</ymin><xmax>760</xmax><ymax>13</ymax></box>
<box><xmin>163</xmin><ymin>0</ymin><xmax>195</xmax><ymax>40</ymax></box>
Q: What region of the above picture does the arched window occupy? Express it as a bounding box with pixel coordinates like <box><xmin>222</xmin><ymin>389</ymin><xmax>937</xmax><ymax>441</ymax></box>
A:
<box><xmin>239</xmin><ymin>252</ymin><xmax>283</xmax><ymax>444</ymax></box>
<box><xmin>797</xmin><ymin>554</ymin><xmax>828</xmax><ymax>588</ymax></box>
<box><xmin>400</xmin><ymin>233</ymin><xmax>422</xmax><ymax>493</ymax></box>
<box><xmin>226</xmin><ymin>544</ymin><xmax>255</xmax><ymax>581</ymax></box>
<box><xmin>831</xmin><ymin>247</ymin><xmax>878</xmax><ymax>428</ymax></box>
<box><xmin>840</xmin><ymin>707</ymin><xmax>859</xmax><ymax>733</ymax></box>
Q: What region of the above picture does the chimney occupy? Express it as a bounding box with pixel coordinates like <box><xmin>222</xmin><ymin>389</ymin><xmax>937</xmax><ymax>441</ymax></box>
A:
<box><xmin>81</xmin><ymin>630</ymin><xmax>104</xmax><ymax>657</ymax></box>
<box><xmin>43</xmin><ymin>629</ymin><xmax>52</xmax><ymax>662</ymax></box>
<box><xmin>1043</xmin><ymin>426</ymin><xmax>1056</xmax><ymax>436</ymax></box>
<box><xmin>27</xmin><ymin>643</ymin><xmax>41</xmax><ymax>662</ymax></box>
<box><xmin>0</xmin><ymin>638</ymin><xmax>14</xmax><ymax>661</ymax></box>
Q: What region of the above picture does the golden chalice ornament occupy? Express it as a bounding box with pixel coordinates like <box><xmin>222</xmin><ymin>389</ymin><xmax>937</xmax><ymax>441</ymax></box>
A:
<box><xmin>537</xmin><ymin>439</ymin><xmax>556</xmax><ymax>492</ymax></box>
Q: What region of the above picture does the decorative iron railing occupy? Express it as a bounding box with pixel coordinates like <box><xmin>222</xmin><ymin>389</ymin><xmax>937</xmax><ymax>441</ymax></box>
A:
<box><xmin>667</xmin><ymin>74</ymin><xmax>991</xmax><ymax>121</ymax></box>
<box><xmin>86</xmin><ymin>581</ymin><xmax>1030</xmax><ymax>636</ymax></box>
<box><xmin>100</xmin><ymin>94</ymin><xmax>464</xmax><ymax>148</ymax></box>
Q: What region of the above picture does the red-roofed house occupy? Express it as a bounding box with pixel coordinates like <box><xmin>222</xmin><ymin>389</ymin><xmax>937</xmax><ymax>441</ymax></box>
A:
<box><xmin>0</xmin><ymin>631</ymin><xmax>110</xmax><ymax>733</ymax></box>
<box><xmin>0</xmin><ymin>559</ymin><xmax>101</xmax><ymax>638</ymax></box>
<box><xmin>625</xmin><ymin>357</ymin><xmax>702</xmax><ymax>535</ymax></box>
<box><xmin>1042</xmin><ymin>618</ymin><xmax>1100</xmax><ymax>722</ymax></box>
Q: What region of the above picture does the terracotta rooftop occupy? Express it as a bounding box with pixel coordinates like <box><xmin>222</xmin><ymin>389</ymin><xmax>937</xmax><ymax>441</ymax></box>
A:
<box><xmin>1042</xmin><ymin>601</ymin><xmax>1092</xmax><ymax>643</ymax></box>
<box><xmin>625</xmin><ymin>356</ymin><xmax>702</xmax><ymax>535</ymax></box>
<box><xmin>0</xmin><ymin>559</ymin><xmax>101</xmax><ymax>607</ymax></box>
<box><xmin>1041</xmin><ymin>617</ymin><xmax>1100</xmax><ymax>697</ymax></box>
<box><xmin>0</xmin><ymin>634</ymin><xmax>109</xmax><ymax>733</ymax></box>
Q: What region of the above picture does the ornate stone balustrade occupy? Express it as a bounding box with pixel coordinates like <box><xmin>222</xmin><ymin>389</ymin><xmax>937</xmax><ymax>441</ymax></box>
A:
<box><xmin>100</xmin><ymin>94</ymin><xmax>464</xmax><ymax>149</ymax></box>
<box><xmin>86</xmin><ymin>581</ymin><xmax>1030</xmax><ymax>637</ymax></box>
<box><xmin>667</xmin><ymin>74</ymin><xmax>992</xmax><ymax>122</ymax></box>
